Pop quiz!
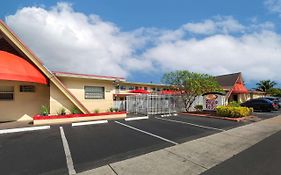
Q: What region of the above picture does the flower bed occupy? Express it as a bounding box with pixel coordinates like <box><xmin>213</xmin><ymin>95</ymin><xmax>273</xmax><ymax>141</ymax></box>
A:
<box><xmin>33</xmin><ymin>112</ymin><xmax>127</xmax><ymax>125</ymax></box>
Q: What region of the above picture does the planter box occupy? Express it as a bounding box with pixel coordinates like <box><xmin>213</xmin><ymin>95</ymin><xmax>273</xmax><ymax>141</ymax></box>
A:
<box><xmin>33</xmin><ymin>112</ymin><xmax>127</xmax><ymax>125</ymax></box>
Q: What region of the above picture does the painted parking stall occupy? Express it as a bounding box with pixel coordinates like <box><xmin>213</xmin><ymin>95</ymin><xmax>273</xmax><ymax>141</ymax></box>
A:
<box><xmin>0</xmin><ymin>127</ymin><xmax>68</xmax><ymax>175</ymax></box>
<box><xmin>1</xmin><ymin>111</ymin><xmax>279</xmax><ymax>174</ymax></box>
<box><xmin>62</xmin><ymin>122</ymin><xmax>173</xmax><ymax>173</ymax></box>
<box><xmin>165</xmin><ymin>114</ymin><xmax>244</xmax><ymax>131</ymax></box>
<box><xmin>119</xmin><ymin>116</ymin><xmax>220</xmax><ymax>144</ymax></box>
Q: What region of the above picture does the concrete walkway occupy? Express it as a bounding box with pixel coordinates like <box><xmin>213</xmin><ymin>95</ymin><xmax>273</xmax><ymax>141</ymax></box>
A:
<box><xmin>0</xmin><ymin>120</ymin><xmax>33</xmax><ymax>130</ymax></box>
<box><xmin>78</xmin><ymin>115</ymin><xmax>281</xmax><ymax>175</ymax></box>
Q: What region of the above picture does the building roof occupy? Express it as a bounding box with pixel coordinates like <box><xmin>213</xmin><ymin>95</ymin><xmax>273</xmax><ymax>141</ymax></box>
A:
<box><xmin>121</xmin><ymin>81</ymin><xmax>168</xmax><ymax>87</ymax></box>
<box><xmin>53</xmin><ymin>71</ymin><xmax>126</xmax><ymax>82</ymax></box>
<box><xmin>215</xmin><ymin>72</ymin><xmax>241</xmax><ymax>90</ymax></box>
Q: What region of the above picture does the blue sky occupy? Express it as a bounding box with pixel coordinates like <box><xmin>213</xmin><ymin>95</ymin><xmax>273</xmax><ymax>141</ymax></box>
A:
<box><xmin>1</xmin><ymin>0</ymin><xmax>278</xmax><ymax>30</ymax></box>
<box><xmin>1</xmin><ymin>0</ymin><xmax>281</xmax><ymax>88</ymax></box>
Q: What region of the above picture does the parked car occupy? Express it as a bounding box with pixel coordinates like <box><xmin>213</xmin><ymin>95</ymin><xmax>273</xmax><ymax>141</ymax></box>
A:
<box><xmin>241</xmin><ymin>98</ymin><xmax>279</xmax><ymax>112</ymax></box>
<box><xmin>261</xmin><ymin>97</ymin><xmax>281</xmax><ymax>108</ymax></box>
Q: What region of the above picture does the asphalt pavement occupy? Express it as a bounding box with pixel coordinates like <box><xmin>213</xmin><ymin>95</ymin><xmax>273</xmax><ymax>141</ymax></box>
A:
<box><xmin>0</xmin><ymin>111</ymin><xmax>280</xmax><ymax>175</ymax></box>
<box><xmin>63</xmin><ymin>122</ymin><xmax>172</xmax><ymax>173</ymax></box>
<box><xmin>0</xmin><ymin>127</ymin><xmax>67</xmax><ymax>175</ymax></box>
<box><xmin>201</xmin><ymin>129</ymin><xmax>281</xmax><ymax>175</ymax></box>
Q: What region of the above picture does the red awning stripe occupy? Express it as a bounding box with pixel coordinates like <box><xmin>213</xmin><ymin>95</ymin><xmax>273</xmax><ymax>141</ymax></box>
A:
<box><xmin>128</xmin><ymin>89</ymin><xmax>150</xmax><ymax>94</ymax></box>
<box><xmin>159</xmin><ymin>90</ymin><xmax>182</xmax><ymax>95</ymax></box>
<box><xmin>0</xmin><ymin>51</ymin><xmax>48</xmax><ymax>84</ymax></box>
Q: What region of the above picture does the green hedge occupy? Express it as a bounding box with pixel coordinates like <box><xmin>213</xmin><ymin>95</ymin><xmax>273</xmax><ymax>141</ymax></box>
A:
<box><xmin>216</xmin><ymin>106</ymin><xmax>253</xmax><ymax>118</ymax></box>
<box><xmin>194</xmin><ymin>105</ymin><xmax>203</xmax><ymax>111</ymax></box>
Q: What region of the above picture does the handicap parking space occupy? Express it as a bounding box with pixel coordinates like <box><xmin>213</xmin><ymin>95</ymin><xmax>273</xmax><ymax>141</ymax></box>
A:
<box><xmin>0</xmin><ymin>127</ymin><xmax>68</xmax><ymax>175</ymax></box>
<box><xmin>63</xmin><ymin>122</ymin><xmax>172</xmax><ymax>173</ymax></box>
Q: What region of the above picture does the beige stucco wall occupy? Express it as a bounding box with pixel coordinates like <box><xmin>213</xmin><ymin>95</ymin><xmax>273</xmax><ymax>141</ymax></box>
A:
<box><xmin>0</xmin><ymin>80</ymin><xmax>50</xmax><ymax>122</ymax></box>
<box><xmin>250</xmin><ymin>93</ymin><xmax>265</xmax><ymax>99</ymax></box>
<box><xmin>238</xmin><ymin>94</ymin><xmax>249</xmax><ymax>103</ymax></box>
<box><xmin>56</xmin><ymin>77</ymin><xmax>115</xmax><ymax>113</ymax></box>
<box><xmin>49</xmin><ymin>82</ymin><xmax>76</xmax><ymax>115</ymax></box>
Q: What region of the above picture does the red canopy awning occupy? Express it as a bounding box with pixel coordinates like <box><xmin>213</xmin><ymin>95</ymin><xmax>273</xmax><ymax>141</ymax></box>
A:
<box><xmin>232</xmin><ymin>82</ymin><xmax>248</xmax><ymax>94</ymax></box>
<box><xmin>159</xmin><ymin>90</ymin><xmax>181</xmax><ymax>95</ymax></box>
<box><xmin>0</xmin><ymin>51</ymin><xmax>48</xmax><ymax>84</ymax></box>
<box><xmin>128</xmin><ymin>89</ymin><xmax>150</xmax><ymax>94</ymax></box>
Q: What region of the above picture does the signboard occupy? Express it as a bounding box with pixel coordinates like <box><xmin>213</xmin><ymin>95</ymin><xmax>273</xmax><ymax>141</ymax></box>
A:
<box><xmin>203</xmin><ymin>93</ymin><xmax>225</xmax><ymax>111</ymax></box>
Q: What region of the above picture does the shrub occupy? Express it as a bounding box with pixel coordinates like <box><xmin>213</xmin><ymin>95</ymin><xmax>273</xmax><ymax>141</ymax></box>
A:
<box><xmin>71</xmin><ymin>107</ymin><xmax>80</xmax><ymax>114</ymax></box>
<box><xmin>40</xmin><ymin>105</ymin><xmax>49</xmax><ymax>116</ymax></box>
<box><xmin>57</xmin><ymin>108</ymin><xmax>66</xmax><ymax>115</ymax></box>
<box><xmin>227</xmin><ymin>101</ymin><xmax>241</xmax><ymax>107</ymax></box>
<box><xmin>94</xmin><ymin>109</ymin><xmax>99</xmax><ymax>113</ymax></box>
<box><xmin>113</xmin><ymin>108</ymin><xmax>119</xmax><ymax>112</ymax></box>
<box><xmin>216</xmin><ymin>106</ymin><xmax>252</xmax><ymax>118</ymax></box>
<box><xmin>194</xmin><ymin>105</ymin><xmax>203</xmax><ymax>111</ymax></box>
<box><xmin>109</xmin><ymin>107</ymin><xmax>114</xmax><ymax>112</ymax></box>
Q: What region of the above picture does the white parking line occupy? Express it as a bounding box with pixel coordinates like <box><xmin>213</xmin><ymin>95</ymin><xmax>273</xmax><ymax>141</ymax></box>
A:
<box><xmin>125</xmin><ymin>116</ymin><xmax>149</xmax><ymax>121</ymax></box>
<box><xmin>115</xmin><ymin>121</ymin><xmax>178</xmax><ymax>145</ymax></box>
<box><xmin>0</xmin><ymin>126</ymin><xmax>50</xmax><ymax>135</ymax></box>
<box><xmin>60</xmin><ymin>127</ymin><xmax>76</xmax><ymax>175</ymax></box>
<box><xmin>155</xmin><ymin>117</ymin><xmax>226</xmax><ymax>132</ymax></box>
<box><xmin>72</xmin><ymin>120</ymin><xmax>108</xmax><ymax>127</ymax></box>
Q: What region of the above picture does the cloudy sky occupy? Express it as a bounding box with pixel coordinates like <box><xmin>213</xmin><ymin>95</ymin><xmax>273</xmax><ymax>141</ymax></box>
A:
<box><xmin>1</xmin><ymin>0</ymin><xmax>281</xmax><ymax>88</ymax></box>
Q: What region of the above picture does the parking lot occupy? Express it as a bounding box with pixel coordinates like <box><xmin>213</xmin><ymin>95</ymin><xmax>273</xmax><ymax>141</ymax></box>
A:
<box><xmin>0</xmin><ymin>111</ymin><xmax>280</xmax><ymax>175</ymax></box>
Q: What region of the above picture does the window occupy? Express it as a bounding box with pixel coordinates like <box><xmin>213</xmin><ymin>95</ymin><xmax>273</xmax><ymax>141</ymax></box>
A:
<box><xmin>144</xmin><ymin>87</ymin><xmax>148</xmax><ymax>90</ymax></box>
<box><xmin>128</xmin><ymin>86</ymin><xmax>134</xmax><ymax>90</ymax></box>
<box><xmin>20</xmin><ymin>85</ymin><xmax>35</xmax><ymax>92</ymax></box>
<box><xmin>84</xmin><ymin>86</ymin><xmax>104</xmax><ymax>99</ymax></box>
<box><xmin>0</xmin><ymin>86</ymin><xmax>14</xmax><ymax>100</ymax></box>
<box><xmin>119</xmin><ymin>85</ymin><xmax>126</xmax><ymax>90</ymax></box>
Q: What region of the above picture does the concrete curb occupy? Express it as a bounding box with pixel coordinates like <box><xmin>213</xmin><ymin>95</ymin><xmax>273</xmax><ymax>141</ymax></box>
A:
<box><xmin>78</xmin><ymin>114</ymin><xmax>281</xmax><ymax>175</ymax></box>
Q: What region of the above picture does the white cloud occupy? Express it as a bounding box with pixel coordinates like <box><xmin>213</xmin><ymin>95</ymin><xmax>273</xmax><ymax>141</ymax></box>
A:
<box><xmin>183</xmin><ymin>16</ymin><xmax>245</xmax><ymax>35</ymax></box>
<box><xmin>5</xmin><ymin>2</ymin><xmax>142</xmax><ymax>77</ymax></box>
<box><xmin>143</xmin><ymin>31</ymin><xmax>281</xmax><ymax>81</ymax></box>
<box><xmin>265</xmin><ymin>0</ymin><xmax>281</xmax><ymax>15</ymax></box>
<box><xmin>5</xmin><ymin>2</ymin><xmax>281</xmax><ymax>83</ymax></box>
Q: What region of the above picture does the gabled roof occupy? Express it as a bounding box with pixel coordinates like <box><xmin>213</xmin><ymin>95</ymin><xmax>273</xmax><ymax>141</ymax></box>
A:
<box><xmin>0</xmin><ymin>20</ymin><xmax>90</xmax><ymax>114</ymax></box>
<box><xmin>215</xmin><ymin>72</ymin><xmax>242</xmax><ymax>90</ymax></box>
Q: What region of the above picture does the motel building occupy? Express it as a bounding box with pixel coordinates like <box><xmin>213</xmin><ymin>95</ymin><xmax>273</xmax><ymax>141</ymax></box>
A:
<box><xmin>0</xmin><ymin>20</ymin><xmax>264</xmax><ymax>123</ymax></box>
<box><xmin>0</xmin><ymin>20</ymin><xmax>169</xmax><ymax>122</ymax></box>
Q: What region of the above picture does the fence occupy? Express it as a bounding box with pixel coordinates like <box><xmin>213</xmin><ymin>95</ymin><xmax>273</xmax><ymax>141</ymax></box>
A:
<box><xmin>126</xmin><ymin>94</ymin><xmax>184</xmax><ymax>115</ymax></box>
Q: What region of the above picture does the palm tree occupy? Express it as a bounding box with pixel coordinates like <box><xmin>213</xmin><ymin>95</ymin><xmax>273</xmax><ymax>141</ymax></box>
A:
<box><xmin>256</xmin><ymin>80</ymin><xmax>277</xmax><ymax>92</ymax></box>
